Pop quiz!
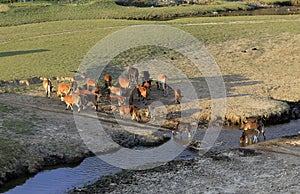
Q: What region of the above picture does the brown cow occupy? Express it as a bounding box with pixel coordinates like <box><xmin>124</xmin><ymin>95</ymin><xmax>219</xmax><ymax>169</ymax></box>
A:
<box><xmin>104</xmin><ymin>74</ymin><xmax>112</xmax><ymax>88</ymax></box>
<box><xmin>240</xmin><ymin>128</ymin><xmax>260</xmax><ymax>145</ymax></box>
<box><xmin>109</xmin><ymin>94</ymin><xmax>126</xmax><ymax>106</ymax></box>
<box><xmin>42</xmin><ymin>78</ymin><xmax>53</xmax><ymax>98</ymax></box>
<box><xmin>118</xmin><ymin>105</ymin><xmax>141</xmax><ymax>121</ymax></box>
<box><xmin>136</xmin><ymin>84</ymin><xmax>148</xmax><ymax>103</ymax></box>
<box><xmin>240</xmin><ymin>116</ymin><xmax>265</xmax><ymax>141</ymax></box>
<box><xmin>174</xmin><ymin>89</ymin><xmax>182</xmax><ymax>104</ymax></box>
<box><xmin>57</xmin><ymin>83</ymin><xmax>71</xmax><ymax>97</ymax></box>
<box><xmin>61</xmin><ymin>93</ymin><xmax>82</xmax><ymax>112</ymax></box>
<box><xmin>172</xmin><ymin>121</ymin><xmax>198</xmax><ymax>138</ymax></box>
<box><xmin>118</xmin><ymin>77</ymin><xmax>130</xmax><ymax>89</ymax></box>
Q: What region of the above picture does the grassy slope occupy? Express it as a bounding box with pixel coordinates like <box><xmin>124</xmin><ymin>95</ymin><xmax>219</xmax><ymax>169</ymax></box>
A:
<box><xmin>0</xmin><ymin>15</ymin><xmax>299</xmax><ymax>80</ymax></box>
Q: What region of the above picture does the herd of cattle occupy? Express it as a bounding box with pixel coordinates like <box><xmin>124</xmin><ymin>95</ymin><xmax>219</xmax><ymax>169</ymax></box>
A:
<box><xmin>41</xmin><ymin>66</ymin><xmax>266</xmax><ymax>145</ymax></box>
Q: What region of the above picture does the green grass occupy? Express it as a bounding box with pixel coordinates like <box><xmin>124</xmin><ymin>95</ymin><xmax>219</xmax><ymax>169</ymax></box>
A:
<box><xmin>0</xmin><ymin>15</ymin><xmax>299</xmax><ymax>81</ymax></box>
<box><xmin>0</xmin><ymin>0</ymin><xmax>258</xmax><ymax>26</ymax></box>
<box><xmin>2</xmin><ymin>119</ymin><xmax>35</xmax><ymax>135</ymax></box>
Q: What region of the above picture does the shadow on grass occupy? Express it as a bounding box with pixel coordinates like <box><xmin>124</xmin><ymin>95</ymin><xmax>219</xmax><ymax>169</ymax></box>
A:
<box><xmin>0</xmin><ymin>49</ymin><xmax>49</xmax><ymax>57</ymax></box>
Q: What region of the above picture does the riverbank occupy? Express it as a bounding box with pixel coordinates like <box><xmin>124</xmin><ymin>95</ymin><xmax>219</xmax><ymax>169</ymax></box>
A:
<box><xmin>71</xmin><ymin>134</ymin><xmax>300</xmax><ymax>193</ymax></box>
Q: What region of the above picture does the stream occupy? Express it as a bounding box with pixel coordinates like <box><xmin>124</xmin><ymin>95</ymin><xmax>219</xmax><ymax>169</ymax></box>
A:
<box><xmin>2</xmin><ymin>120</ymin><xmax>300</xmax><ymax>194</ymax></box>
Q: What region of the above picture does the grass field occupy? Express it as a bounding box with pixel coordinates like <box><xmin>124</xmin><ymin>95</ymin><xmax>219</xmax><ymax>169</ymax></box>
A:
<box><xmin>0</xmin><ymin>14</ymin><xmax>299</xmax><ymax>81</ymax></box>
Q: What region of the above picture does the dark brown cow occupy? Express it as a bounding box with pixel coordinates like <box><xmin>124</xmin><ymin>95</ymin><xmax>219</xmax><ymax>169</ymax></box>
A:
<box><xmin>128</xmin><ymin>67</ymin><xmax>139</xmax><ymax>84</ymax></box>
<box><xmin>140</xmin><ymin>71</ymin><xmax>150</xmax><ymax>82</ymax></box>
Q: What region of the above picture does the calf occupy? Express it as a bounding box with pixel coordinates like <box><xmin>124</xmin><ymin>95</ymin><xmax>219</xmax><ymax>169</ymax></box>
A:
<box><xmin>42</xmin><ymin>78</ymin><xmax>53</xmax><ymax>98</ymax></box>
<box><xmin>104</xmin><ymin>74</ymin><xmax>112</xmax><ymax>88</ymax></box>
<box><xmin>156</xmin><ymin>74</ymin><xmax>168</xmax><ymax>96</ymax></box>
<box><xmin>57</xmin><ymin>83</ymin><xmax>71</xmax><ymax>97</ymax></box>
<box><xmin>61</xmin><ymin>93</ymin><xmax>82</xmax><ymax>112</ymax></box>
<box><xmin>240</xmin><ymin>116</ymin><xmax>266</xmax><ymax>141</ymax></box>
<box><xmin>172</xmin><ymin>121</ymin><xmax>198</xmax><ymax>138</ymax></box>
<box><xmin>118</xmin><ymin>105</ymin><xmax>141</xmax><ymax>121</ymax></box>
<box><xmin>174</xmin><ymin>89</ymin><xmax>182</xmax><ymax>104</ymax></box>
<box><xmin>128</xmin><ymin>67</ymin><xmax>139</xmax><ymax>84</ymax></box>
<box><xmin>118</xmin><ymin>77</ymin><xmax>130</xmax><ymax>89</ymax></box>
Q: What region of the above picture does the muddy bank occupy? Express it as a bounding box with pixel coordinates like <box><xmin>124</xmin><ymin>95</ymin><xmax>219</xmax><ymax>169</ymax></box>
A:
<box><xmin>0</xmin><ymin>93</ymin><xmax>170</xmax><ymax>188</ymax></box>
<box><xmin>71</xmin><ymin>134</ymin><xmax>300</xmax><ymax>194</ymax></box>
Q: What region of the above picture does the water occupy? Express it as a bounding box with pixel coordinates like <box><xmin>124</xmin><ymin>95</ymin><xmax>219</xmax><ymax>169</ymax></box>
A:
<box><xmin>2</xmin><ymin>120</ymin><xmax>300</xmax><ymax>193</ymax></box>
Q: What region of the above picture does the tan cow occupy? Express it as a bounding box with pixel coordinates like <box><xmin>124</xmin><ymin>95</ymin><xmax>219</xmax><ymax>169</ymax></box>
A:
<box><xmin>108</xmin><ymin>85</ymin><xmax>122</xmax><ymax>96</ymax></box>
<box><xmin>118</xmin><ymin>77</ymin><xmax>130</xmax><ymax>89</ymax></box>
<box><xmin>156</xmin><ymin>74</ymin><xmax>168</xmax><ymax>96</ymax></box>
<box><xmin>42</xmin><ymin>78</ymin><xmax>53</xmax><ymax>98</ymax></box>
<box><xmin>57</xmin><ymin>83</ymin><xmax>71</xmax><ymax>97</ymax></box>
<box><xmin>61</xmin><ymin>93</ymin><xmax>82</xmax><ymax>112</ymax></box>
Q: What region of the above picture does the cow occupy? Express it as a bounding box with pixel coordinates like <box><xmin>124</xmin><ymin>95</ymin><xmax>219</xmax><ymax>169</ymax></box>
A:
<box><xmin>174</xmin><ymin>89</ymin><xmax>182</xmax><ymax>104</ymax></box>
<box><xmin>108</xmin><ymin>85</ymin><xmax>122</xmax><ymax>96</ymax></box>
<box><xmin>118</xmin><ymin>77</ymin><xmax>130</xmax><ymax>89</ymax></box>
<box><xmin>142</xmin><ymin>80</ymin><xmax>152</xmax><ymax>93</ymax></box>
<box><xmin>75</xmin><ymin>88</ymin><xmax>100</xmax><ymax>111</ymax></box>
<box><xmin>118</xmin><ymin>105</ymin><xmax>141</xmax><ymax>121</ymax></box>
<box><xmin>61</xmin><ymin>93</ymin><xmax>82</xmax><ymax>112</ymax></box>
<box><xmin>86</xmin><ymin>78</ymin><xmax>98</xmax><ymax>90</ymax></box>
<box><xmin>128</xmin><ymin>67</ymin><xmax>139</xmax><ymax>84</ymax></box>
<box><xmin>104</xmin><ymin>74</ymin><xmax>112</xmax><ymax>88</ymax></box>
<box><xmin>42</xmin><ymin>78</ymin><xmax>53</xmax><ymax>98</ymax></box>
<box><xmin>109</xmin><ymin>94</ymin><xmax>126</xmax><ymax>106</ymax></box>
<box><xmin>240</xmin><ymin>128</ymin><xmax>260</xmax><ymax>145</ymax></box>
<box><xmin>156</xmin><ymin>74</ymin><xmax>168</xmax><ymax>96</ymax></box>
<box><xmin>145</xmin><ymin>105</ymin><xmax>155</xmax><ymax>121</ymax></box>
<box><xmin>140</xmin><ymin>71</ymin><xmax>150</xmax><ymax>82</ymax></box>
<box><xmin>136</xmin><ymin>84</ymin><xmax>148</xmax><ymax>104</ymax></box>
<box><xmin>240</xmin><ymin>116</ymin><xmax>266</xmax><ymax>141</ymax></box>
<box><xmin>172</xmin><ymin>121</ymin><xmax>198</xmax><ymax>138</ymax></box>
<box><xmin>57</xmin><ymin>83</ymin><xmax>71</xmax><ymax>97</ymax></box>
